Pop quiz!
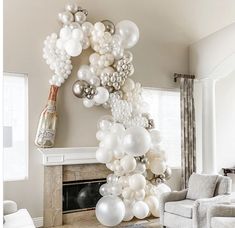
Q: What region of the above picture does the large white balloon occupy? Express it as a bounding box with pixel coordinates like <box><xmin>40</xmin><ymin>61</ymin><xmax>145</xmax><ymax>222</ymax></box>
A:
<box><xmin>94</xmin><ymin>87</ymin><xmax>109</xmax><ymax>104</ymax></box>
<box><xmin>96</xmin><ymin>196</ymin><xmax>125</xmax><ymax>226</ymax></box>
<box><xmin>123</xmin><ymin>126</ymin><xmax>151</xmax><ymax>156</ymax></box>
<box><xmin>145</xmin><ymin>196</ymin><xmax>160</xmax><ymax>217</ymax></box>
<box><xmin>64</xmin><ymin>39</ymin><xmax>82</xmax><ymax>57</ymax></box>
<box><xmin>115</xmin><ymin>20</ymin><xmax>139</xmax><ymax>49</ymax></box>
<box><xmin>120</xmin><ymin>155</ymin><xmax>137</xmax><ymax>173</ymax></box>
<box><xmin>129</xmin><ymin>174</ymin><xmax>146</xmax><ymax>191</ymax></box>
<box><xmin>132</xmin><ymin>201</ymin><xmax>149</xmax><ymax>219</ymax></box>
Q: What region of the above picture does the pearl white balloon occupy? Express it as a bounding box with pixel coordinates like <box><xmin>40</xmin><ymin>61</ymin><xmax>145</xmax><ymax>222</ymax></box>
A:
<box><xmin>89</xmin><ymin>53</ymin><xmax>100</xmax><ymax>65</ymax></box>
<box><xmin>65</xmin><ymin>3</ymin><xmax>78</xmax><ymax>13</ymax></box>
<box><xmin>99</xmin><ymin>183</ymin><xmax>111</xmax><ymax>196</ymax></box>
<box><xmin>59</xmin><ymin>11</ymin><xmax>74</xmax><ymax>25</ymax></box>
<box><xmin>99</xmin><ymin>119</ymin><xmax>112</xmax><ymax>131</ymax></box>
<box><xmin>113</xmin><ymin>149</ymin><xmax>125</xmax><ymax>159</ymax></box>
<box><xmin>150</xmin><ymin>158</ymin><xmax>167</xmax><ymax>175</ymax></box>
<box><xmin>83</xmin><ymin>98</ymin><xmax>95</xmax><ymax>108</ymax></box>
<box><xmin>120</xmin><ymin>155</ymin><xmax>137</xmax><ymax>173</ymax></box>
<box><xmin>77</xmin><ymin>65</ymin><xmax>92</xmax><ymax>81</ymax></box>
<box><xmin>96</xmin><ymin>196</ymin><xmax>125</xmax><ymax>227</ymax></box>
<box><xmin>145</xmin><ymin>196</ymin><xmax>160</xmax><ymax>217</ymax></box>
<box><xmin>96</xmin><ymin>130</ymin><xmax>107</xmax><ymax>141</ymax></box>
<box><xmin>72</xmin><ymin>28</ymin><xmax>84</xmax><ymax>41</ymax></box>
<box><xmin>110</xmin><ymin>123</ymin><xmax>125</xmax><ymax>135</ymax></box>
<box><xmin>82</xmin><ymin>22</ymin><xmax>94</xmax><ymax>36</ymax></box>
<box><xmin>94</xmin><ymin>87</ymin><xmax>109</xmax><ymax>104</ymax></box>
<box><xmin>115</xmin><ymin>20</ymin><xmax>139</xmax><ymax>49</ymax></box>
<box><xmin>132</xmin><ymin>201</ymin><xmax>149</xmax><ymax>219</ymax></box>
<box><xmin>134</xmin><ymin>163</ymin><xmax>146</xmax><ymax>174</ymax></box>
<box><xmin>135</xmin><ymin>189</ymin><xmax>145</xmax><ymax>201</ymax></box>
<box><xmin>123</xmin><ymin>203</ymin><xmax>134</xmax><ymax>221</ymax></box>
<box><xmin>96</xmin><ymin>148</ymin><xmax>113</xmax><ymax>163</ymax></box>
<box><xmin>60</xmin><ymin>27</ymin><xmax>72</xmax><ymax>40</ymax></box>
<box><xmin>75</xmin><ymin>11</ymin><xmax>86</xmax><ymax>24</ymax></box>
<box><xmin>129</xmin><ymin>174</ymin><xmax>146</xmax><ymax>191</ymax></box>
<box><xmin>107</xmin><ymin>174</ymin><xmax>119</xmax><ymax>184</ymax></box>
<box><xmin>122</xmin><ymin>187</ymin><xmax>135</xmax><ymax>200</ymax></box>
<box><xmin>153</xmin><ymin>183</ymin><xmax>171</xmax><ymax>198</ymax></box>
<box><xmin>110</xmin><ymin>183</ymin><xmax>122</xmax><ymax>196</ymax></box>
<box><xmin>64</xmin><ymin>40</ymin><xmax>82</xmax><ymax>57</ymax></box>
<box><xmin>89</xmin><ymin>76</ymin><xmax>100</xmax><ymax>86</ymax></box>
<box><xmin>122</xmin><ymin>78</ymin><xmax>135</xmax><ymax>92</ymax></box>
<box><xmin>118</xmin><ymin>176</ymin><xmax>129</xmax><ymax>188</ymax></box>
<box><xmin>123</xmin><ymin>126</ymin><xmax>151</xmax><ymax>156</ymax></box>
<box><xmin>102</xmin><ymin>133</ymin><xmax>118</xmax><ymax>150</ymax></box>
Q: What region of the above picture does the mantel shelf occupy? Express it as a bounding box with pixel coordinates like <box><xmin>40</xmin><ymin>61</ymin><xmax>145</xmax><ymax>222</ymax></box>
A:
<box><xmin>38</xmin><ymin>147</ymin><xmax>98</xmax><ymax>166</ymax></box>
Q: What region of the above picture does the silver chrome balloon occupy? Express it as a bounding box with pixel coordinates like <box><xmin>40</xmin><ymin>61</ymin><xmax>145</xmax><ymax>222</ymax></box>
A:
<box><xmin>72</xmin><ymin>80</ymin><xmax>88</xmax><ymax>98</ymax></box>
<box><xmin>101</xmin><ymin>20</ymin><xmax>115</xmax><ymax>34</ymax></box>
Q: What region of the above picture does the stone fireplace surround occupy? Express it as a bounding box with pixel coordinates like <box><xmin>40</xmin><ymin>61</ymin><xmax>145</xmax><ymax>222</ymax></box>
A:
<box><xmin>40</xmin><ymin>147</ymin><xmax>160</xmax><ymax>228</ymax></box>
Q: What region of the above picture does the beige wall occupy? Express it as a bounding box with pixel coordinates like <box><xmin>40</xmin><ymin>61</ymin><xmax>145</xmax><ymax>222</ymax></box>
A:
<box><xmin>3</xmin><ymin>0</ymin><xmax>188</xmax><ymax>217</ymax></box>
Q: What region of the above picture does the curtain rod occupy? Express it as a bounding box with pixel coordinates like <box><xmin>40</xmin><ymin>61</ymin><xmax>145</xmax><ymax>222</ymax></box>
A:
<box><xmin>174</xmin><ymin>73</ymin><xmax>195</xmax><ymax>82</ymax></box>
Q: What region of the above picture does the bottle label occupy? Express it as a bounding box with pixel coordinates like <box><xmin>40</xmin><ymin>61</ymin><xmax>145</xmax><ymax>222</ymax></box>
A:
<box><xmin>38</xmin><ymin>128</ymin><xmax>55</xmax><ymax>141</ymax></box>
<box><xmin>47</xmin><ymin>104</ymin><xmax>56</xmax><ymax>113</ymax></box>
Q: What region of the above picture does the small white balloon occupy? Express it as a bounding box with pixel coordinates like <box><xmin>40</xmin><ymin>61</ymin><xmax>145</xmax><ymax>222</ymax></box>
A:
<box><xmin>123</xmin><ymin>203</ymin><xmax>134</xmax><ymax>221</ymax></box>
<box><xmin>120</xmin><ymin>155</ymin><xmax>137</xmax><ymax>173</ymax></box>
<box><xmin>99</xmin><ymin>183</ymin><xmax>111</xmax><ymax>196</ymax></box>
<box><xmin>96</xmin><ymin>196</ymin><xmax>125</xmax><ymax>227</ymax></box>
<box><xmin>135</xmin><ymin>189</ymin><xmax>145</xmax><ymax>201</ymax></box>
<box><xmin>122</xmin><ymin>78</ymin><xmax>135</xmax><ymax>92</ymax></box>
<box><xmin>129</xmin><ymin>174</ymin><xmax>146</xmax><ymax>191</ymax></box>
<box><xmin>83</xmin><ymin>98</ymin><xmax>95</xmax><ymax>108</ymax></box>
<box><xmin>94</xmin><ymin>87</ymin><xmax>109</xmax><ymax>104</ymax></box>
<box><xmin>96</xmin><ymin>130</ymin><xmax>107</xmax><ymax>141</ymax></box>
<box><xmin>96</xmin><ymin>148</ymin><xmax>113</xmax><ymax>163</ymax></box>
<box><xmin>102</xmin><ymin>133</ymin><xmax>118</xmax><ymax>150</ymax></box>
<box><xmin>72</xmin><ymin>28</ymin><xmax>84</xmax><ymax>41</ymax></box>
<box><xmin>132</xmin><ymin>201</ymin><xmax>149</xmax><ymax>219</ymax></box>
<box><xmin>82</xmin><ymin>22</ymin><xmax>94</xmax><ymax>36</ymax></box>
<box><xmin>99</xmin><ymin>119</ymin><xmax>112</xmax><ymax>131</ymax></box>
<box><xmin>64</xmin><ymin>39</ymin><xmax>82</xmax><ymax>57</ymax></box>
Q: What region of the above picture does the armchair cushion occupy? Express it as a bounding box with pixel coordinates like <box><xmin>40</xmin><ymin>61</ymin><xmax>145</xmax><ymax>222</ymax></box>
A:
<box><xmin>186</xmin><ymin>173</ymin><xmax>218</xmax><ymax>200</ymax></box>
<box><xmin>165</xmin><ymin>199</ymin><xmax>194</xmax><ymax>218</ymax></box>
<box><xmin>211</xmin><ymin>217</ymin><xmax>235</xmax><ymax>228</ymax></box>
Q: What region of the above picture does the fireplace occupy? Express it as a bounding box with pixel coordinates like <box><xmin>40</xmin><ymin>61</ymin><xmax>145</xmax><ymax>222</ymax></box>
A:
<box><xmin>39</xmin><ymin>147</ymin><xmax>111</xmax><ymax>227</ymax></box>
<box><xmin>63</xmin><ymin>178</ymin><xmax>106</xmax><ymax>214</ymax></box>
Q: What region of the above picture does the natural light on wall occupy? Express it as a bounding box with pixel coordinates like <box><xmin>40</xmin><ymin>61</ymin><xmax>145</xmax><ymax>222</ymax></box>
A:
<box><xmin>3</xmin><ymin>72</ymin><xmax>28</xmax><ymax>181</ymax></box>
<box><xmin>142</xmin><ymin>88</ymin><xmax>181</xmax><ymax>168</ymax></box>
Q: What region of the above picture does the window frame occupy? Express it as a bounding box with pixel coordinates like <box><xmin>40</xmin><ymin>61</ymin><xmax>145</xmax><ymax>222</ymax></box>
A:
<box><xmin>3</xmin><ymin>72</ymin><xmax>29</xmax><ymax>182</ymax></box>
<box><xmin>143</xmin><ymin>86</ymin><xmax>181</xmax><ymax>169</ymax></box>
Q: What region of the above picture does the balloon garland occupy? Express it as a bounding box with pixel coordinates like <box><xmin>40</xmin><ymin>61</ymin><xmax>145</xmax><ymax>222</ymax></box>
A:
<box><xmin>42</xmin><ymin>2</ymin><xmax>172</xmax><ymax>227</ymax></box>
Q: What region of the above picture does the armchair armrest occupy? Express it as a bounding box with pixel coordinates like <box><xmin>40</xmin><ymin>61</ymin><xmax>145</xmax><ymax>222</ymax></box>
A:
<box><xmin>193</xmin><ymin>195</ymin><xmax>231</xmax><ymax>228</ymax></box>
<box><xmin>3</xmin><ymin>200</ymin><xmax>18</xmax><ymax>215</ymax></box>
<box><xmin>207</xmin><ymin>204</ymin><xmax>235</xmax><ymax>228</ymax></box>
<box><xmin>159</xmin><ymin>189</ymin><xmax>188</xmax><ymax>224</ymax></box>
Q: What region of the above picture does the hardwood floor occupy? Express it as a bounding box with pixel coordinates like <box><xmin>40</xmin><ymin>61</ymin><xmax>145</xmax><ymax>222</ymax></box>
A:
<box><xmin>55</xmin><ymin>216</ymin><xmax>162</xmax><ymax>228</ymax></box>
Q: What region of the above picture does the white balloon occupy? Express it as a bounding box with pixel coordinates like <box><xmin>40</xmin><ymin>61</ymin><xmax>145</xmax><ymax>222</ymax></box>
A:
<box><xmin>123</xmin><ymin>126</ymin><xmax>151</xmax><ymax>156</ymax></box>
<box><xmin>145</xmin><ymin>196</ymin><xmax>160</xmax><ymax>217</ymax></box>
<box><xmin>94</xmin><ymin>87</ymin><xmax>109</xmax><ymax>104</ymax></box>
<box><xmin>77</xmin><ymin>65</ymin><xmax>92</xmax><ymax>81</ymax></box>
<box><xmin>110</xmin><ymin>123</ymin><xmax>125</xmax><ymax>135</ymax></box>
<box><xmin>150</xmin><ymin>158</ymin><xmax>167</xmax><ymax>175</ymax></box>
<box><xmin>113</xmin><ymin>149</ymin><xmax>125</xmax><ymax>159</ymax></box>
<box><xmin>89</xmin><ymin>76</ymin><xmax>100</xmax><ymax>86</ymax></box>
<box><xmin>96</xmin><ymin>130</ymin><xmax>107</xmax><ymax>141</ymax></box>
<box><xmin>110</xmin><ymin>183</ymin><xmax>122</xmax><ymax>196</ymax></box>
<box><xmin>122</xmin><ymin>187</ymin><xmax>135</xmax><ymax>200</ymax></box>
<box><xmin>64</xmin><ymin>39</ymin><xmax>82</xmax><ymax>57</ymax></box>
<box><xmin>120</xmin><ymin>155</ymin><xmax>137</xmax><ymax>173</ymax></box>
<box><xmin>102</xmin><ymin>133</ymin><xmax>118</xmax><ymax>150</ymax></box>
<box><xmin>118</xmin><ymin>176</ymin><xmax>129</xmax><ymax>188</ymax></box>
<box><xmin>123</xmin><ymin>203</ymin><xmax>134</xmax><ymax>221</ymax></box>
<box><xmin>89</xmin><ymin>53</ymin><xmax>100</xmax><ymax>65</ymax></box>
<box><xmin>82</xmin><ymin>22</ymin><xmax>94</xmax><ymax>36</ymax></box>
<box><xmin>96</xmin><ymin>196</ymin><xmax>125</xmax><ymax>227</ymax></box>
<box><xmin>99</xmin><ymin>119</ymin><xmax>112</xmax><ymax>131</ymax></box>
<box><xmin>60</xmin><ymin>27</ymin><xmax>72</xmax><ymax>40</ymax></box>
<box><xmin>129</xmin><ymin>174</ymin><xmax>146</xmax><ymax>191</ymax></box>
<box><xmin>72</xmin><ymin>28</ymin><xmax>84</xmax><ymax>41</ymax></box>
<box><xmin>107</xmin><ymin>174</ymin><xmax>119</xmax><ymax>184</ymax></box>
<box><xmin>153</xmin><ymin>183</ymin><xmax>171</xmax><ymax>198</ymax></box>
<box><xmin>99</xmin><ymin>183</ymin><xmax>111</xmax><ymax>196</ymax></box>
<box><xmin>135</xmin><ymin>189</ymin><xmax>145</xmax><ymax>201</ymax></box>
<box><xmin>94</xmin><ymin>22</ymin><xmax>105</xmax><ymax>32</ymax></box>
<box><xmin>134</xmin><ymin>163</ymin><xmax>146</xmax><ymax>174</ymax></box>
<box><xmin>115</xmin><ymin>20</ymin><xmax>139</xmax><ymax>49</ymax></box>
<box><xmin>122</xmin><ymin>78</ymin><xmax>135</xmax><ymax>92</ymax></box>
<box><xmin>132</xmin><ymin>201</ymin><xmax>149</xmax><ymax>219</ymax></box>
<box><xmin>96</xmin><ymin>148</ymin><xmax>113</xmax><ymax>163</ymax></box>
<box><xmin>83</xmin><ymin>98</ymin><xmax>95</xmax><ymax>108</ymax></box>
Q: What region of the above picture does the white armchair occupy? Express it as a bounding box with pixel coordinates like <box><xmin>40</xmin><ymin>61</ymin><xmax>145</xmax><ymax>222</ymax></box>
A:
<box><xmin>3</xmin><ymin>200</ymin><xmax>35</xmax><ymax>228</ymax></box>
<box><xmin>159</xmin><ymin>173</ymin><xmax>232</xmax><ymax>228</ymax></box>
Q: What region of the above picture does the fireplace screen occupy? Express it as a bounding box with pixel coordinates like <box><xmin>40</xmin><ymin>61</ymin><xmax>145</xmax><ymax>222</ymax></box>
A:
<box><xmin>63</xmin><ymin>178</ymin><xmax>106</xmax><ymax>213</ymax></box>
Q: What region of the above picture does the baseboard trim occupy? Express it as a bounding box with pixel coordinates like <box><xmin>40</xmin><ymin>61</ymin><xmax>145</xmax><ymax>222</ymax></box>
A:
<box><xmin>33</xmin><ymin>217</ymin><xmax>43</xmax><ymax>227</ymax></box>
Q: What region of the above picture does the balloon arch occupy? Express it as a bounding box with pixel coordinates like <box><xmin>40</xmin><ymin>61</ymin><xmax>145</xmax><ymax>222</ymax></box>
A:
<box><xmin>42</xmin><ymin>2</ymin><xmax>172</xmax><ymax>226</ymax></box>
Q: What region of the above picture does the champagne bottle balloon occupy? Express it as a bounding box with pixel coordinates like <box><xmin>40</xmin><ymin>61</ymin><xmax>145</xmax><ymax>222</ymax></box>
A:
<box><xmin>35</xmin><ymin>85</ymin><xmax>58</xmax><ymax>148</ymax></box>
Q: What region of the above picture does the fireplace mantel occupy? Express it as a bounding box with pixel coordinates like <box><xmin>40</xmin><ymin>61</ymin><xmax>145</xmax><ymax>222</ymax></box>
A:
<box><xmin>38</xmin><ymin>147</ymin><xmax>97</xmax><ymax>166</ymax></box>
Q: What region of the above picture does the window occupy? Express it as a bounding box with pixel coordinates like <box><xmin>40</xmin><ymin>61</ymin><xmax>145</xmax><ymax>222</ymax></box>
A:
<box><xmin>3</xmin><ymin>72</ymin><xmax>28</xmax><ymax>181</ymax></box>
<box><xmin>142</xmin><ymin>88</ymin><xmax>181</xmax><ymax>168</ymax></box>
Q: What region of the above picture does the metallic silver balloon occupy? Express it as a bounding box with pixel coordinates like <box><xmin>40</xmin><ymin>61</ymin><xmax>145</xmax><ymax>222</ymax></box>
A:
<box><xmin>164</xmin><ymin>166</ymin><xmax>172</xmax><ymax>180</ymax></box>
<box><xmin>72</xmin><ymin>80</ymin><xmax>88</xmax><ymax>98</ymax></box>
<box><xmin>101</xmin><ymin>20</ymin><xmax>115</xmax><ymax>34</ymax></box>
<box><xmin>75</xmin><ymin>11</ymin><xmax>87</xmax><ymax>24</ymax></box>
<box><xmin>65</xmin><ymin>3</ymin><xmax>78</xmax><ymax>14</ymax></box>
<box><xmin>58</xmin><ymin>11</ymin><xmax>74</xmax><ymax>25</ymax></box>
